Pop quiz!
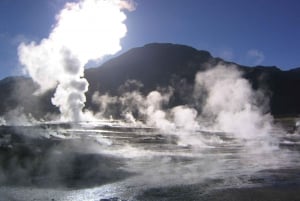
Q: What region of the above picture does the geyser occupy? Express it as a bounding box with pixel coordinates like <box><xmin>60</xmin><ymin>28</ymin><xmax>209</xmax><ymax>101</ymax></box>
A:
<box><xmin>18</xmin><ymin>0</ymin><xmax>135</xmax><ymax>122</ymax></box>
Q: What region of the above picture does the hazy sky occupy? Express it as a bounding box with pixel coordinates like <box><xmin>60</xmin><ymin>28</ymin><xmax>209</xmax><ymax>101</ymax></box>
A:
<box><xmin>0</xmin><ymin>0</ymin><xmax>300</xmax><ymax>79</ymax></box>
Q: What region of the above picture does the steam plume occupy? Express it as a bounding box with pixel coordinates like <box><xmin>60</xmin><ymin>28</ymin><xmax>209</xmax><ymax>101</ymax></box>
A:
<box><xmin>18</xmin><ymin>0</ymin><xmax>134</xmax><ymax>122</ymax></box>
<box><xmin>195</xmin><ymin>64</ymin><xmax>273</xmax><ymax>140</ymax></box>
<box><xmin>92</xmin><ymin>64</ymin><xmax>276</xmax><ymax>148</ymax></box>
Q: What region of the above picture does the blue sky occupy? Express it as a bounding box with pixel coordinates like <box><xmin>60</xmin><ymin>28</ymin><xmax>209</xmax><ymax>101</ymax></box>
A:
<box><xmin>0</xmin><ymin>0</ymin><xmax>300</xmax><ymax>79</ymax></box>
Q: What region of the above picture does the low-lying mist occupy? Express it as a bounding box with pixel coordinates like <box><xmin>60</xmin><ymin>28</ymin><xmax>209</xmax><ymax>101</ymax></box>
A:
<box><xmin>1</xmin><ymin>1</ymin><xmax>299</xmax><ymax>198</ymax></box>
<box><xmin>0</xmin><ymin>61</ymin><xmax>296</xmax><ymax>193</ymax></box>
<box><xmin>90</xmin><ymin>64</ymin><xmax>278</xmax><ymax>147</ymax></box>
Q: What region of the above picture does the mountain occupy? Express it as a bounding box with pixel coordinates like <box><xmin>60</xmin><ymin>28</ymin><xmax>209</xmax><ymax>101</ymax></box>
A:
<box><xmin>85</xmin><ymin>43</ymin><xmax>300</xmax><ymax>117</ymax></box>
<box><xmin>243</xmin><ymin>66</ymin><xmax>300</xmax><ymax>115</ymax></box>
<box><xmin>86</xmin><ymin>43</ymin><xmax>212</xmax><ymax>93</ymax></box>
<box><xmin>1</xmin><ymin>43</ymin><xmax>300</xmax><ymax>119</ymax></box>
<box><xmin>85</xmin><ymin>43</ymin><xmax>214</xmax><ymax>110</ymax></box>
<box><xmin>0</xmin><ymin>76</ymin><xmax>56</xmax><ymax>119</ymax></box>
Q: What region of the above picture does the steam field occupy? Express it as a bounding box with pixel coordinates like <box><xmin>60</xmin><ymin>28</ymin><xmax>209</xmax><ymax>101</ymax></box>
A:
<box><xmin>0</xmin><ymin>119</ymin><xmax>300</xmax><ymax>201</ymax></box>
<box><xmin>1</xmin><ymin>0</ymin><xmax>300</xmax><ymax>200</ymax></box>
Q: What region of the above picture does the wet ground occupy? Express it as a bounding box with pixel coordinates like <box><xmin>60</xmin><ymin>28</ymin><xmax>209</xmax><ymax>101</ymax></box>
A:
<box><xmin>0</xmin><ymin>121</ymin><xmax>300</xmax><ymax>201</ymax></box>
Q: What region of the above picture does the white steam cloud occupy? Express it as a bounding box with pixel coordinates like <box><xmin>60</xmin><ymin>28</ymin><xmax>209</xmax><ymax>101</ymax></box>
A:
<box><xmin>92</xmin><ymin>64</ymin><xmax>276</xmax><ymax>148</ymax></box>
<box><xmin>246</xmin><ymin>49</ymin><xmax>265</xmax><ymax>66</ymax></box>
<box><xmin>18</xmin><ymin>0</ymin><xmax>134</xmax><ymax>122</ymax></box>
<box><xmin>195</xmin><ymin>64</ymin><xmax>273</xmax><ymax>140</ymax></box>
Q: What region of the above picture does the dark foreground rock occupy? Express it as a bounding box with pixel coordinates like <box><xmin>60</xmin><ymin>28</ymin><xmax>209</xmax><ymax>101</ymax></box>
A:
<box><xmin>136</xmin><ymin>184</ymin><xmax>300</xmax><ymax>201</ymax></box>
<box><xmin>204</xmin><ymin>186</ymin><xmax>300</xmax><ymax>201</ymax></box>
<box><xmin>136</xmin><ymin>167</ymin><xmax>300</xmax><ymax>201</ymax></box>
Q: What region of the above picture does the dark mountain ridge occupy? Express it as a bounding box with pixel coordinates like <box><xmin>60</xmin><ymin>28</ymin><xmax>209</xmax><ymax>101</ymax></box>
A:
<box><xmin>1</xmin><ymin>43</ymin><xmax>300</xmax><ymax>119</ymax></box>
<box><xmin>86</xmin><ymin>43</ymin><xmax>212</xmax><ymax>94</ymax></box>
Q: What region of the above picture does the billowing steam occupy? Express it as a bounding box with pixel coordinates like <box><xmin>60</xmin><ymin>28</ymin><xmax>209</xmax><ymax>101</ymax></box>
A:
<box><xmin>85</xmin><ymin>64</ymin><xmax>287</xmax><ymax>192</ymax></box>
<box><xmin>92</xmin><ymin>64</ymin><xmax>276</xmax><ymax>147</ymax></box>
<box><xmin>18</xmin><ymin>0</ymin><xmax>135</xmax><ymax>122</ymax></box>
<box><xmin>195</xmin><ymin>64</ymin><xmax>273</xmax><ymax>139</ymax></box>
<box><xmin>0</xmin><ymin>1</ymin><xmax>297</xmax><ymax>197</ymax></box>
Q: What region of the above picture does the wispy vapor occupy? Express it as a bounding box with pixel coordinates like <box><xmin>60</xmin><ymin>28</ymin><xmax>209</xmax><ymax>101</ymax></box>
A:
<box><xmin>118</xmin><ymin>0</ymin><xmax>137</xmax><ymax>11</ymax></box>
<box><xmin>195</xmin><ymin>64</ymin><xmax>273</xmax><ymax>141</ymax></box>
<box><xmin>246</xmin><ymin>49</ymin><xmax>265</xmax><ymax>65</ymax></box>
<box><xmin>217</xmin><ymin>48</ymin><xmax>234</xmax><ymax>61</ymax></box>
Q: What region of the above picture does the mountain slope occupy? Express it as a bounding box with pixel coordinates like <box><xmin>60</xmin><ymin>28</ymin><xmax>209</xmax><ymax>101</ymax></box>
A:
<box><xmin>0</xmin><ymin>76</ymin><xmax>56</xmax><ymax>119</ymax></box>
<box><xmin>1</xmin><ymin>43</ymin><xmax>300</xmax><ymax>119</ymax></box>
<box><xmin>86</xmin><ymin>43</ymin><xmax>212</xmax><ymax>94</ymax></box>
<box><xmin>85</xmin><ymin>43</ymin><xmax>300</xmax><ymax>116</ymax></box>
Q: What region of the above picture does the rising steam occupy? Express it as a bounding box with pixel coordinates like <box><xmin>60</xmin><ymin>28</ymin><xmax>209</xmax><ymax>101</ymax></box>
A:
<box><xmin>1</xmin><ymin>1</ymin><xmax>296</xmax><ymax>197</ymax></box>
<box><xmin>195</xmin><ymin>64</ymin><xmax>273</xmax><ymax>140</ymax></box>
<box><xmin>92</xmin><ymin>64</ymin><xmax>276</xmax><ymax>147</ymax></box>
<box><xmin>18</xmin><ymin>0</ymin><xmax>135</xmax><ymax>122</ymax></box>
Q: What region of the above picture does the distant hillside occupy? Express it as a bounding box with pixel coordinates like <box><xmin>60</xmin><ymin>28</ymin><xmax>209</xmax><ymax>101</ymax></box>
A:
<box><xmin>0</xmin><ymin>76</ymin><xmax>56</xmax><ymax>119</ymax></box>
<box><xmin>85</xmin><ymin>43</ymin><xmax>300</xmax><ymax>116</ymax></box>
<box><xmin>1</xmin><ymin>43</ymin><xmax>300</xmax><ymax>119</ymax></box>
<box><xmin>86</xmin><ymin>43</ymin><xmax>212</xmax><ymax>93</ymax></box>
